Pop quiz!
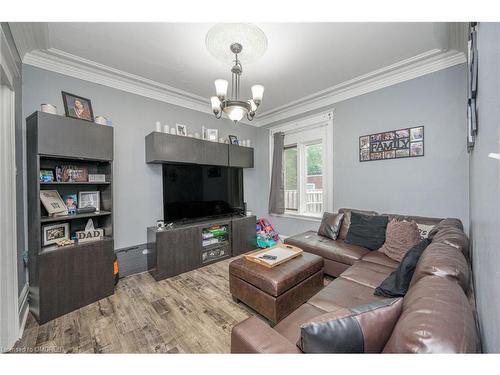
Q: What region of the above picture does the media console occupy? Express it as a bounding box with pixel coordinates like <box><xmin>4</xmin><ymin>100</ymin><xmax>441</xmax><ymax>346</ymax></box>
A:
<box><xmin>147</xmin><ymin>215</ymin><xmax>257</xmax><ymax>281</ymax></box>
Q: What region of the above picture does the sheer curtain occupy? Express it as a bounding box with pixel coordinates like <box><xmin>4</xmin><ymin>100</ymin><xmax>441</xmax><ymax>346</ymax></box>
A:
<box><xmin>268</xmin><ymin>132</ymin><xmax>285</xmax><ymax>214</ymax></box>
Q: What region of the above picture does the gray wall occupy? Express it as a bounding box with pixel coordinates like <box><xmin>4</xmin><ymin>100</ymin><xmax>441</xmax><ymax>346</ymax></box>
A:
<box><xmin>1</xmin><ymin>23</ymin><xmax>26</xmax><ymax>296</ymax></box>
<box><xmin>470</xmin><ymin>23</ymin><xmax>500</xmax><ymax>353</ymax></box>
<box><xmin>22</xmin><ymin>65</ymin><xmax>259</xmax><ymax>249</ymax></box>
<box><xmin>254</xmin><ymin>64</ymin><xmax>469</xmax><ymax>236</ymax></box>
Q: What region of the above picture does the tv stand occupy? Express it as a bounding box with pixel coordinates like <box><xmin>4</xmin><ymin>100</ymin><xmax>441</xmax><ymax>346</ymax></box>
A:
<box><xmin>147</xmin><ymin>215</ymin><xmax>256</xmax><ymax>281</ymax></box>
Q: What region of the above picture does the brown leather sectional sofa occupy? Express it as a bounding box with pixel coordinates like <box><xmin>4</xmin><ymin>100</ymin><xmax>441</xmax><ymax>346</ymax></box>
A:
<box><xmin>231</xmin><ymin>208</ymin><xmax>481</xmax><ymax>353</ymax></box>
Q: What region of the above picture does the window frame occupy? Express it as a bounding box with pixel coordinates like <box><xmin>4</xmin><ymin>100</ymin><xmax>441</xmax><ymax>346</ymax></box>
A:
<box><xmin>269</xmin><ymin>111</ymin><xmax>334</xmax><ymax>221</ymax></box>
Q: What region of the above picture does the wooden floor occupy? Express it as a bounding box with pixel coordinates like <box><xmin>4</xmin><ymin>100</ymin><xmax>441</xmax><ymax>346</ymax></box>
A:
<box><xmin>13</xmin><ymin>257</ymin><xmax>257</xmax><ymax>353</ymax></box>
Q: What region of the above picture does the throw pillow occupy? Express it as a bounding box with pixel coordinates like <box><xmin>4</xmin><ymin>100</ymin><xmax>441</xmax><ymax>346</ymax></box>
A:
<box><xmin>417</xmin><ymin>223</ymin><xmax>435</xmax><ymax>239</ymax></box>
<box><xmin>379</xmin><ymin>219</ymin><xmax>421</xmax><ymax>262</ymax></box>
<box><xmin>345</xmin><ymin>212</ymin><xmax>388</xmax><ymax>250</ymax></box>
<box><xmin>374</xmin><ymin>238</ymin><xmax>431</xmax><ymax>298</ymax></box>
<box><xmin>338</xmin><ymin>208</ymin><xmax>378</xmax><ymax>240</ymax></box>
<box><xmin>317</xmin><ymin>212</ymin><xmax>344</xmax><ymax>240</ymax></box>
<box><xmin>298</xmin><ymin>298</ymin><xmax>403</xmax><ymax>353</ymax></box>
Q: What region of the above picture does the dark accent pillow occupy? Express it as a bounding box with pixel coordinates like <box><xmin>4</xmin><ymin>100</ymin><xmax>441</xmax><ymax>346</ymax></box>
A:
<box><xmin>317</xmin><ymin>212</ymin><xmax>344</xmax><ymax>240</ymax></box>
<box><xmin>345</xmin><ymin>212</ymin><xmax>388</xmax><ymax>250</ymax></box>
<box><xmin>374</xmin><ymin>238</ymin><xmax>431</xmax><ymax>297</ymax></box>
<box><xmin>297</xmin><ymin>298</ymin><xmax>403</xmax><ymax>353</ymax></box>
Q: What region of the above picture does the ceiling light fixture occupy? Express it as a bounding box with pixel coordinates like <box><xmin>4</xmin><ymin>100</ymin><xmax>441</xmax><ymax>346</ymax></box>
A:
<box><xmin>206</xmin><ymin>24</ymin><xmax>266</xmax><ymax>123</ymax></box>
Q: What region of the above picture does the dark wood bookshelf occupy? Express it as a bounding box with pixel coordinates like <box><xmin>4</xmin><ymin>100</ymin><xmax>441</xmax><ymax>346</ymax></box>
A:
<box><xmin>27</xmin><ymin>111</ymin><xmax>115</xmax><ymax>324</ymax></box>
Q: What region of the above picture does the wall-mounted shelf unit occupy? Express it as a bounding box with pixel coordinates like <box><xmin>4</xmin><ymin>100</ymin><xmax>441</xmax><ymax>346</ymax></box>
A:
<box><xmin>27</xmin><ymin>111</ymin><xmax>115</xmax><ymax>324</ymax></box>
<box><xmin>145</xmin><ymin>131</ymin><xmax>254</xmax><ymax>168</ymax></box>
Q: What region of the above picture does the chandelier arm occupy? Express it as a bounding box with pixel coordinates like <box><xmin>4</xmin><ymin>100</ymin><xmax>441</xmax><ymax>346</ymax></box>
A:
<box><xmin>215</xmin><ymin>110</ymin><xmax>223</xmax><ymax>119</ymax></box>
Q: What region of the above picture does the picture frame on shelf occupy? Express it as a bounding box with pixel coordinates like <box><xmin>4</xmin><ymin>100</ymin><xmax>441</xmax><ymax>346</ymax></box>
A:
<box><xmin>55</xmin><ymin>165</ymin><xmax>88</xmax><ymax>182</ymax></box>
<box><xmin>40</xmin><ymin>190</ymin><xmax>68</xmax><ymax>216</ymax></box>
<box><xmin>78</xmin><ymin>191</ymin><xmax>101</xmax><ymax>211</ymax></box>
<box><xmin>39</xmin><ymin>169</ymin><xmax>55</xmax><ymax>182</ymax></box>
<box><xmin>42</xmin><ymin>222</ymin><xmax>70</xmax><ymax>246</ymax></box>
<box><xmin>229</xmin><ymin>135</ymin><xmax>239</xmax><ymax>145</ymax></box>
<box><xmin>202</xmin><ymin>126</ymin><xmax>218</xmax><ymax>142</ymax></box>
<box><xmin>176</xmin><ymin>123</ymin><xmax>187</xmax><ymax>136</ymax></box>
<box><xmin>61</xmin><ymin>91</ymin><xmax>94</xmax><ymax>122</ymax></box>
<box><xmin>88</xmin><ymin>174</ymin><xmax>106</xmax><ymax>183</ymax></box>
<box><xmin>63</xmin><ymin>194</ymin><xmax>78</xmax><ymax>214</ymax></box>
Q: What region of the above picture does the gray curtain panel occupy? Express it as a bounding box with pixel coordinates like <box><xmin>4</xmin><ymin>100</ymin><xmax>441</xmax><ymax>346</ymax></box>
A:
<box><xmin>269</xmin><ymin>132</ymin><xmax>285</xmax><ymax>214</ymax></box>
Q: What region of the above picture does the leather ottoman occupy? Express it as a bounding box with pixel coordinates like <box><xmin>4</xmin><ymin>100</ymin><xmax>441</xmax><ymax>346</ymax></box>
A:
<box><xmin>229</xmin><ymin>252</ymin><xmax>324</xmax><ymax>324</ymax></box>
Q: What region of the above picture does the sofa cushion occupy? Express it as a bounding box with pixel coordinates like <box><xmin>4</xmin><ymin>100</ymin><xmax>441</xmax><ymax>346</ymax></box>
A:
<box><xmin>228</xmin><ymin>252</ymin><xmax>324</xmax><ymax>297</ymax></box>
<box><xmin>383</xmin><ymin>276</ymin><xmax>480</xmax><ymax>353</ymax></box>
<box><xmin>410</xmin><ymin>242</ymin><xmax>470</xmax><ymax>293</ymax></box>
<box><xmin>308</xmin><ymin>277</ymin><xmax>384</xmax><ymax>311</ymax></box>
<box><xmin>345</xmin><ymin>212</ymin><xmax>388</xmax><ymax>251</ymax></box>
<box><xmin>379</xmin><ymin>219</ymin><xmax>421</xmax><ymax>262</ymax></box>
<box><xmin>274</xmin><ymin>303</ymin><xmax>328</xmax><ymax>344</ymax></box>
<box><xmin>430</xmin><ymin>227</ymin><xmax>469</xmax><ymax>255</ymax></box>
<box><xmin>340</xmin><ymin>260</ymin><xmax>395</xmax><ymax>289</ymax></box>
<box><xmin>338</xmin><ymin>208</ymin><xmax>378</xmax><ymax>240</ymax></box>
<box><xmin>284</xmin><ymin>232</ymin><xmax>369</xmax><ymax>265</ymax></box>
<box><xmin>374</xmin><ymin>239</ymin><xmax>431</xmax><ymax>298</ymax></box>
<box><xmin>361</xmin><ymin>251</ymin><xmax>399</xmax><ymax>269</ymax></box>
<box><xmin>298</xmin><ymin>298</ymin><xmax>403</xmax><ymax>353</ymax></box>
<box><xmin>317</xmin><ymin>212</ymin><xmax>344</xmax><ymax>240</ymax></box>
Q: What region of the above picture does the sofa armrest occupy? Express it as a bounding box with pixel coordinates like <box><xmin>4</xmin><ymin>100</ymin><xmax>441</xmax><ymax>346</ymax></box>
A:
<box><xmin>231</xmin><ymin>316</ymin><xmax>301</xmax><ymax>353</ymax></box>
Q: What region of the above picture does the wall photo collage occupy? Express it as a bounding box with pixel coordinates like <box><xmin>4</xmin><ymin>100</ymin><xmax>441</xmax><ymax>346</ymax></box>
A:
<box><xmin>359</xmin><ymin>126</ymin><xmax>424</xmax><ymax>162</ymax></box>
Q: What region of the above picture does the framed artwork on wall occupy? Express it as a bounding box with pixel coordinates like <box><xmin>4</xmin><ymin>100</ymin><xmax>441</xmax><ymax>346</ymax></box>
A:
<box><xmin>359</xmin><ymin>126</ymin><xmax>424</xmax><ymax>162</ymax></box>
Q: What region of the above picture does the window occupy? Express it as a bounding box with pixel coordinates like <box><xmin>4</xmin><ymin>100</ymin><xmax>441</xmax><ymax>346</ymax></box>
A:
<box><xmin>284</xmin><ymin>146</ymin><xmax>298</xmax><ymax>211</ymax></box>
<box><xmin>273</xmin><ymin>112</ymin><xmax>333</xmax><ymax>219</ymax></box>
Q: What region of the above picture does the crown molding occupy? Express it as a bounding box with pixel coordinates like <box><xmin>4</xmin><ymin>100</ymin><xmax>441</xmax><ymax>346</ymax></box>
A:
<box><xmin>23</xmin><ymin>48</ymin><xmax>218</xmax><ymax>116</ymax></box>
<box><xmin>22</xmin><ymin>45</ymin><xmax>465</xmax><ymax>129</ymax></box>
<box><xmin>8</xmin><ymin>22</ymin><xmax>49</xmax><ymax>59</ymax></box>
<box><xmin>254</xmin><ymin>48</ymin><xmax>466</xmax><ymax>127</ymax></box>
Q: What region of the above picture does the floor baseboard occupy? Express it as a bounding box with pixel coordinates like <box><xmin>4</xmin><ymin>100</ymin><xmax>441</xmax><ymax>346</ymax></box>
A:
<box><xmin>18</xmin><ymin>283</ymin><xmax>29</xmax><ymax>339</ymax></box>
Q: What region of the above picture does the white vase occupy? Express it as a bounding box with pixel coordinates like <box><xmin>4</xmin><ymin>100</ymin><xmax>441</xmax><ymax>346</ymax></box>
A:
<box><xmin>194</xmin><ymin>132</ymin><xmax>201</xmax><ymax>139</ymax></box>
<box><xmin>170</xmin><ymin>128</ymin><xmax>176</xmax><ymax>135</ymax></box>
<box><xmin>246</xmin><ymin>140</ymin><xmax>251</xmax><ymax>147</ymax></box>
<box><xmin>155</xmin><ymin>121</ymin><xmax>162</xmax><ymax>132</ymax></box>
<box><xmin>163</xmin><ymin>124</ymin><xmax>170</xmax><ymax>133</ymax></box>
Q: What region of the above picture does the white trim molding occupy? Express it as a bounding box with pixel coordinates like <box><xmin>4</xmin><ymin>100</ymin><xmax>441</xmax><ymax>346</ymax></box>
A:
<box><xmin>19</xmin><ymin>39</ymin><xmax>465</xmax><ymax>129</ymax></box>
<box><xmin>24</xmin><ymin>48</ymin><xmax>214</xmax><ymax>115</ymax></box>
<box><xmin>256</xmin><ymin>49</ymin><xmax>466</xmax><ymax>127</ymax></box>
<box><xmin>8</xmin><ymin>22</ymin><xmax>49</xmax><ymax>60</ymax></box>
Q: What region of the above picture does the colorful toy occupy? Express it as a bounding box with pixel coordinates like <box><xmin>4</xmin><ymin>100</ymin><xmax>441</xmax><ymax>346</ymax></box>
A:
<box><xmin>256</xmin><ymin>218</ymin><xmax>280</xmax><ymax>248</ymax></box>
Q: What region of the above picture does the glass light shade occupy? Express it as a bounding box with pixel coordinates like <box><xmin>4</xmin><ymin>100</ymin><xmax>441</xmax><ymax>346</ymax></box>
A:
<box><xmin>214</xmin><ymin>79</ymin><xmax>228</xmax><ymax>99</ymax></box>
<box><xmin>224</xmin><ymin>105</ymin><xmax>248</xmax><ymax>123</ymax></box>
<box><xmin>210</xmin><ymin>96</ymin><xmax>221</xmax><ymax>111</ymax></box>
<box><xmin>248</xmin><ymin>99</ymin><xmax>257</xmax><ymax>112</ymax></box>
<box><xmin>251</xmin><ymin>84</ymin><xmax>264</xmax><ymax>102</ymax></box>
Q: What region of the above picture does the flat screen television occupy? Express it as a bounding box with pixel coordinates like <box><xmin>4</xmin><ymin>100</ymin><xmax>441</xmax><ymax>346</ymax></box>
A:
<box><xmin>162</xmin><ymin>164</ymin><xmax>244</xmax><ymax>222</ymax></box>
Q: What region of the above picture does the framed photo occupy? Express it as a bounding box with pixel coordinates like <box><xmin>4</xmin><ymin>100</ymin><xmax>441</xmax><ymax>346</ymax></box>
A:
<box><xmin>78</xmin><ymin>191</ymin><xmax>100</xmax><ymax>211</ymax></box>
<box><xmin>55</xmin><ymin>165</ymin><xmax>88</xmax><ymax>182</ymax></box>
<box><xmin>228</xmin><ymin>135</ymin><xmax>239</xmax><ymax>145</ymax></box>
<box><xmin>40</xmin><ymin>190</ymin><xmax>68</xmax><ymax>216</ymax></box>
<box><xmin>203</xmin><ymin>126</ymin><xmax>219</xmax><ymax>142</ymax></box>
<box><xmin>62</xmin><ymin>91</ymin><xmax>94</xmax><ymax>122</ymax></box>
<box><xmin>42</xmin><ymin>222</ymin><xmax>70</xmax><ymax>246</ymax></box>
<box><xmin>39</xmin><ymin>169</ymin><xmax>55</xmax><ymax>182</ymax></box>
<box><xmin>63</xmin><ymin>194</ymin><xmax>78</xmax><ymax>214</ymax></box>
<box><xmin>176</xmin><ymin>123</ymin><xmax>187</xmax><ymax>136</ymax></box>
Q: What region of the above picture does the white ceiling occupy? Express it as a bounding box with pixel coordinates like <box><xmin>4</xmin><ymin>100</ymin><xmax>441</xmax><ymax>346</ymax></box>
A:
<box><xmin>46</xmin><ymin>23</ymin><xmax>453</xmax><ymax>112</ymax></box>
